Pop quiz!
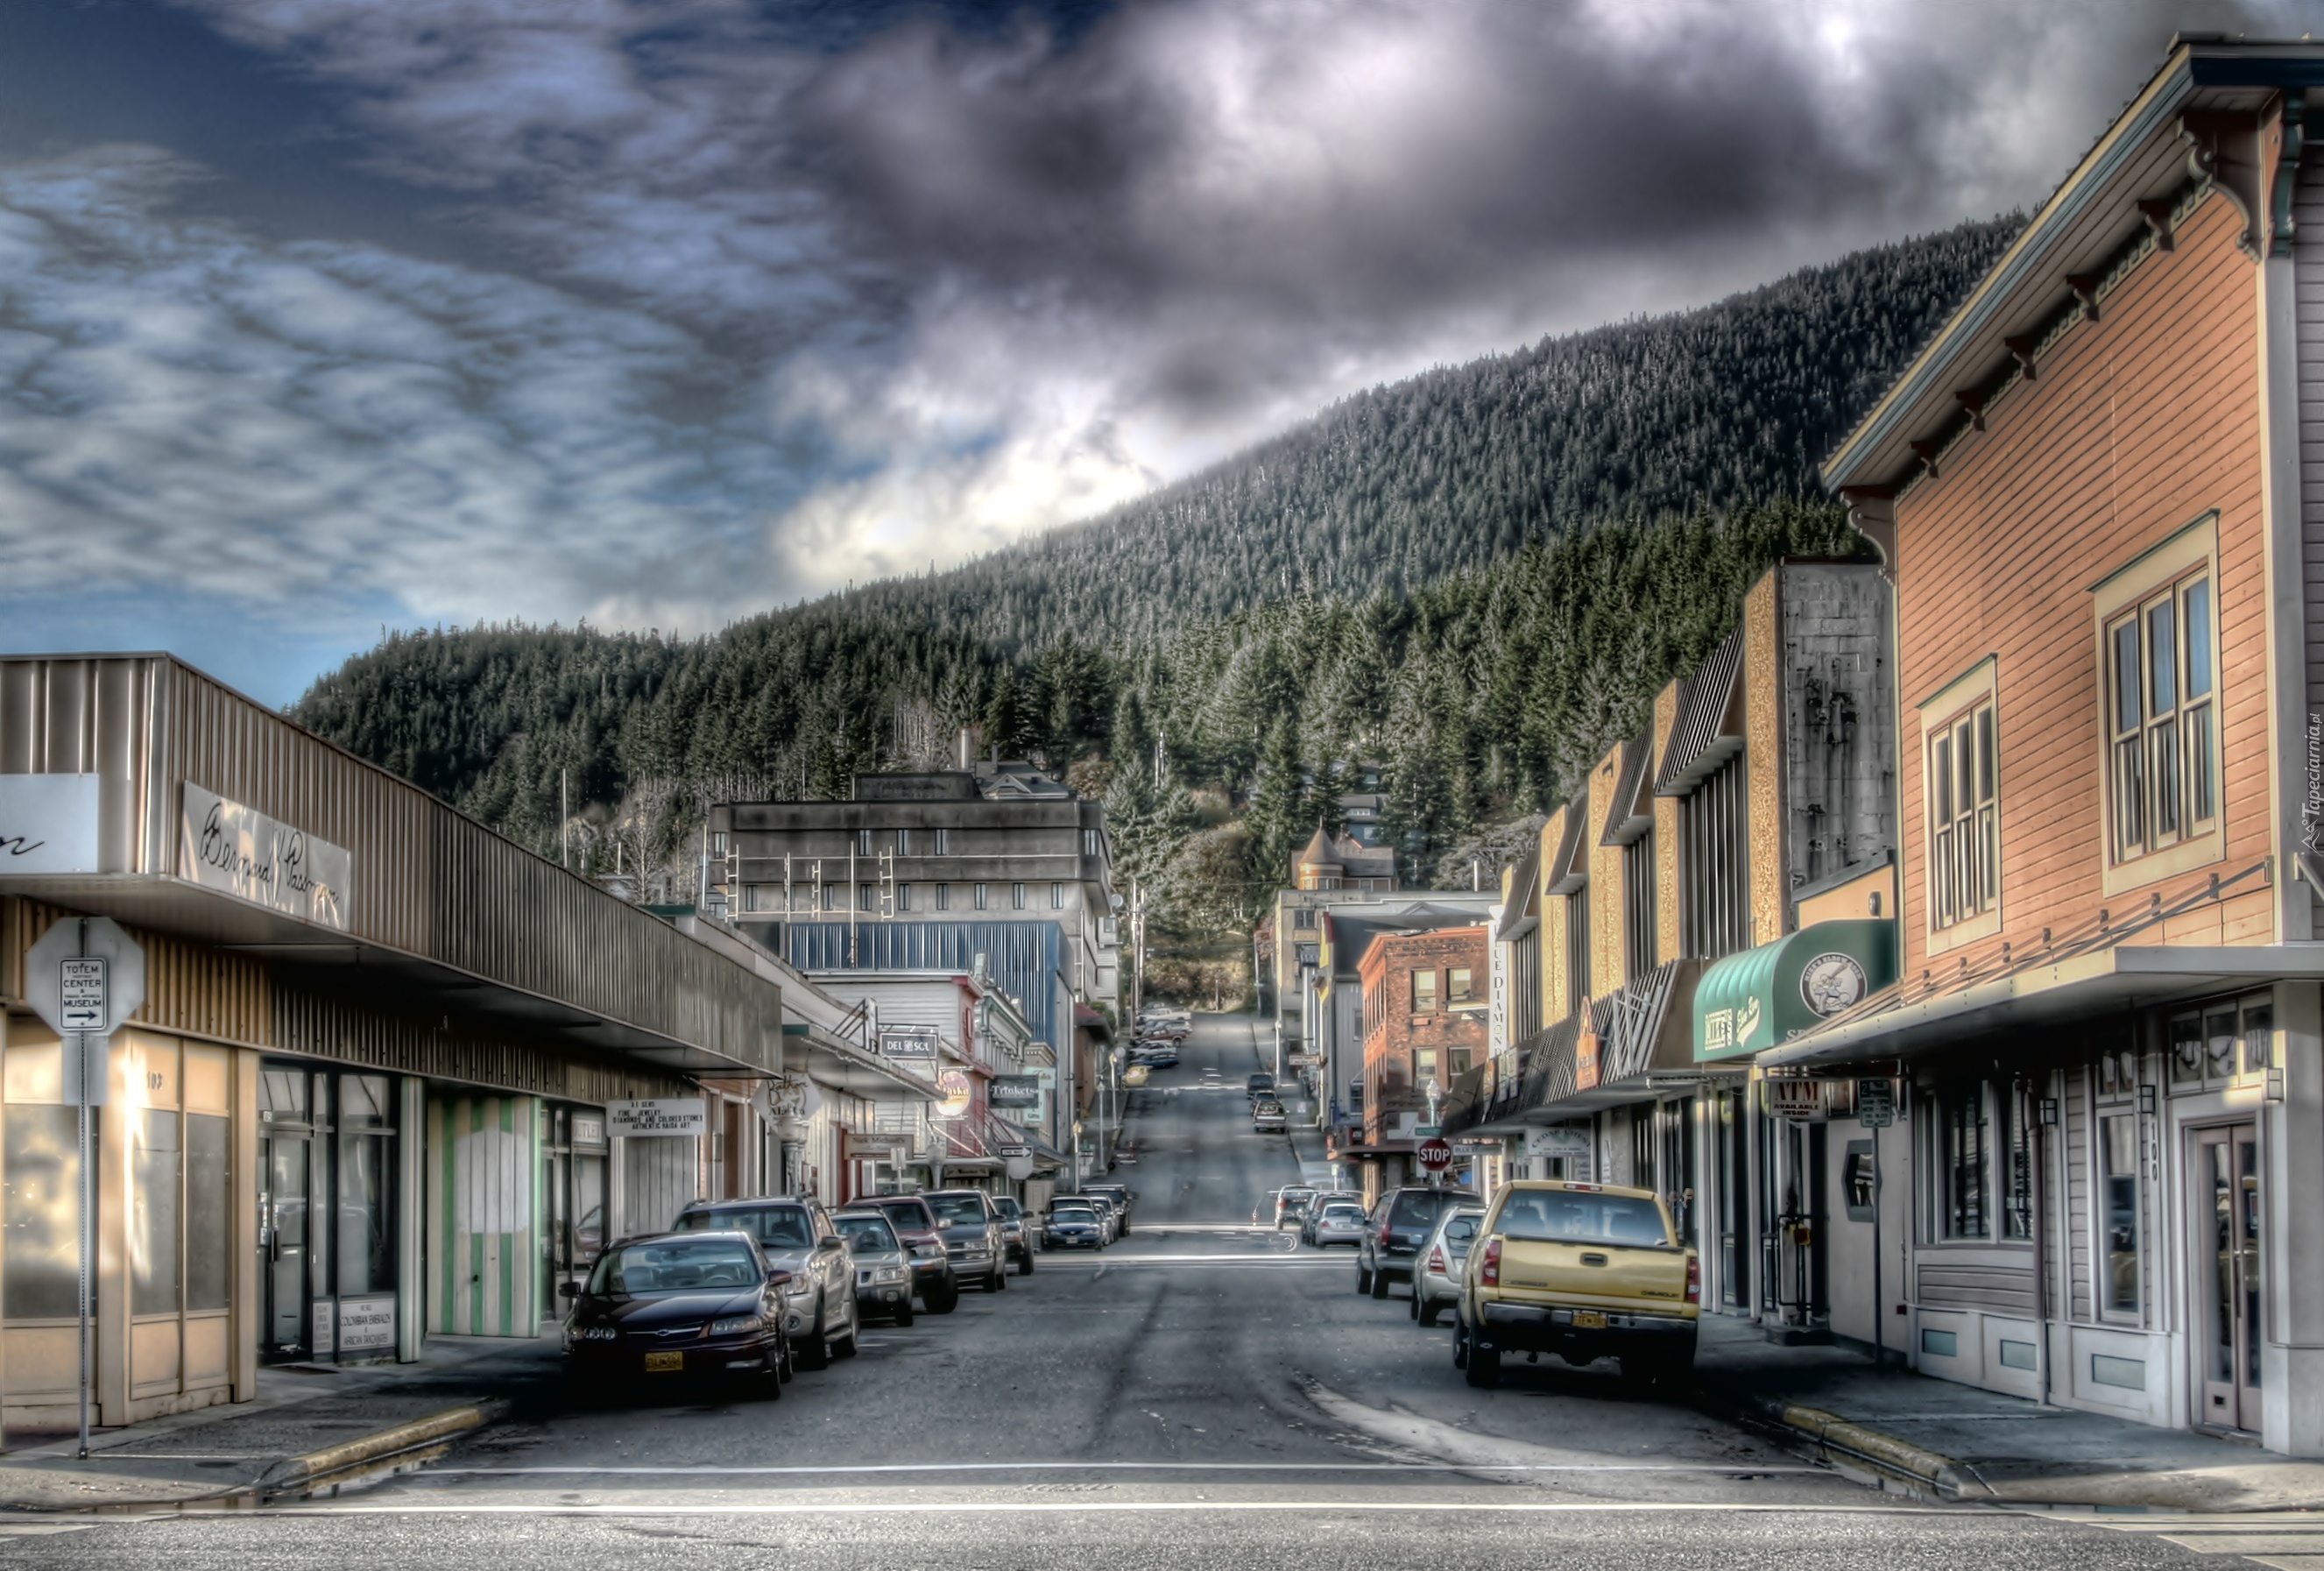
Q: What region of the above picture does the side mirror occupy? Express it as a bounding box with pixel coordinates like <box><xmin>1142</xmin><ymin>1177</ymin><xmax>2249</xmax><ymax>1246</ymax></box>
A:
<box><xmin>818</xmin><ymin>1235</ymin><xmax>844</xmax><ymax>1251</ymax></box>
<box><xmin>556</xmin><ymin>1280</ymin><xmax>579</xmax><ymax>1299</ymax></box>
<box><xmin>766</xmin><ymin>1268</ymin><xmax>794</xmax><ymax>1288</ymax></box>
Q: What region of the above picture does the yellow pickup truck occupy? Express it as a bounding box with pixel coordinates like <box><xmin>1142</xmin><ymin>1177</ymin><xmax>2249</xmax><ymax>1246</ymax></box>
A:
<box><xmin>1454</xmin><ymin>1179</ymin><xmax>1699</xmax><ymax>1389</ymax></box>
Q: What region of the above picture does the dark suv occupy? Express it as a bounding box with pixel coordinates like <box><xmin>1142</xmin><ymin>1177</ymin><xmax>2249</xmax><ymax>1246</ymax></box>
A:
<box><xmin>924</xmin><ymin>1189</ymin><xmax>1010</xmax><ymax>1293</ymax></box>
<box><xmin>864</xmin><ymin>1195</ymin><xmax>961</xmax><ymax>1313</ymax></box>
<box><xmin>1357</xmin><ymin>1185</ymin><xmax>1480</xmax><ymax>1299</ymax></box>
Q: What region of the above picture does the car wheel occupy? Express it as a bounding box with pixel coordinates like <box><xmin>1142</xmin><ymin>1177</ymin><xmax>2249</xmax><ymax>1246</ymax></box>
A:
<box><xmin>795</xmin><ymin>1299</ymin><xmax>830</xmax><ymax>1370</ymax></box>
<box><xmin>777</xmin><ymin>1331</ymin><xmax>795</xmax><ymax>1383</ymax></box>
<box><xmin>833</xmin><ymin>1319</ymin><xmax>858</xmax><ymax>1360</ymax></box>
<box><xmin>1408</xmin><ymin>1285</ymin><xmax>1421</xmax><ymax>1321</ymax></box>
<box><xmin>990</xmin><ymin>1263</ymin><xmax>1007</xmax><ymax>1292</ymax></box>
<box><xmin>927</xmin><ymin>1277</ymin><xmax>960</xmax><ymax>1315</ymax></box>
<box><xmin>1466</xmin><ymin>1341</ymin><xmax>1501</xmax><ymax>1389</ymax></box>
<box><xmin>1019</xmin><ymin>1249</ymin><xmax>1035</xmax><ymax>1277</ymax></box>
<box><xmin>1355</xmin><ymin>1261</ymin><xmax>1373</xmax><ymax>1296</ymax></box>
<box><xmin>1369</xmin><ymin>1263</ymin><xmax>1389</xmax><ymax>1299</ymax></box>
<box><xmin>1417</xmin><ymin>1296</ymin><xmax>1442</xmax><ymax>1328</ymax></box>
<box><xmin>1452</xmin><ymin>1316</ymin><xmax>1469</xmax><ymax>1369</ymax></box>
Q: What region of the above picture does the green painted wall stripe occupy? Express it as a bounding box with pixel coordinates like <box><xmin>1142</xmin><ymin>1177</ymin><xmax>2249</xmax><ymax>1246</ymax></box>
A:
<box><xmin>498</xmin><ymin>1096</ymin><xmax>515</xmax><ymax>1337</ymax></box>
<box><xmin>436</xmin><ymin>1099</ymin><xmax>456</xmax><ymax>1333</ymax></box>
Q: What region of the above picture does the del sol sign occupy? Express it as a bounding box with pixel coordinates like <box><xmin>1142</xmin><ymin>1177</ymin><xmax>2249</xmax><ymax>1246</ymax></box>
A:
<box><xmin>181</xmin><ymin>783</ymin><xmax>352</xmax><ymax>931</ymax></box>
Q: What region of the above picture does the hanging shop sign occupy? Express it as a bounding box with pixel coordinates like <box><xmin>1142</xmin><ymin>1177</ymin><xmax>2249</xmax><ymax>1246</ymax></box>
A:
<box><xmin>1765</xmin><ymin>1079</ymin><xmax>1826</xmax><ymax>1121</ymax></box>
<box><xmin>0</xmin><ymin>774</ymin><xmax>100</xmax><ymax>874</ymax></box>
<box><xmin>607</xmin><ymin>1098</ymin><xmax>707</xmax><ymax>1136</ymax></box>
<box><xmin>181</xmin><ymin>783</ymin><xmax>352</xmax><ymax>930</ymax></box>
<box><xmin>879</xmin><ymin>1025</ymin><xmax>942</xmax><ymax>1060</ymax></box>
<box><xmin>936</xmin><ymin>1070</ymin><xmax>973</xmax><ymax>1119</ymax></box>
<box><xmin>990</xmin><ymin>1074</ymin><xmax>1042</xmax><ymax>1109</ymax></box>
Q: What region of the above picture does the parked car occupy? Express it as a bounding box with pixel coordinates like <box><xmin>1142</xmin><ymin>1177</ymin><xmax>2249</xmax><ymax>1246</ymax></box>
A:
<box><xmin>1300</xmin><ymin>1192</ymin><xmax>1363</xmax><ymax>1246</ymax></box>
<box><xmin>862</xmin><ymin>1195</ymin><xmax>962</xmax><ymax>1313</ymax></box>
<box><xmin>1042</xmin><ymin>1199</ymin><xmax>1105</xmax><ymax>1250</ymax></box>
<box><xmin>1455</xmin><ymin>1180</ymin><xmax>1699</xmax><ymax>1389</ymax></box>
<box><xmin>1309</xmin><ymin>1200</ymin><xmax>1367</xmax><ymax>1249</ymax></box>
<box><xmin>561</xmin><ymin>1230</ymin><xmax>791</xmax><ymax>1398</ymax></box>
<box><xmin>925</xmin><ymin>1189</ymin><xmax>1010</xmax><ymax>1293</ymax></box>
<box><xmin>1357</xmin><ymin>1185</ymin><xmax>1481</xmax><ymax>1299</ymax></box>
<box><xmin>1084</xmin><ymin>1183</ymin><xmax>1135</xmax><ymax>1236</ymax></box>
<box><xmin>1409</xmin><ymin>1205</ymin><xmax>1485</xmax><ymax>1327</ymax></box>
<box><xmin>1246</xmin><ymin>1072</ymin><xmax>1275</xmax><ymax>1101</ymax></box>
<box><xmin>831</xmin><ymin>1208</ymin><xmax>915</xmax><ymax>1326</ymax></box>
<box><xmin>672</xmin><ymin>1197</ymin><xmax>858</xmax><ymax>1368</ymax></box>
<box><xmin>991</xmin><ymin>1195</ymin><xmax>1036</xmax><ymax>1275</ymax></box>
<box><xmin>1084</xmin><ymin>1192</ymin><xmax>1122</xmax><ymax>1242</ymax></box>
<box><xmin>1274</xmin><ymin>1185</ymin><xmax>1318</xmax><ymax>1229</ymax></box>
<box><xmin>1252</xmin><ymin>1098</ymin><xmax>1287</xmax><ymax>1133</ymax></box>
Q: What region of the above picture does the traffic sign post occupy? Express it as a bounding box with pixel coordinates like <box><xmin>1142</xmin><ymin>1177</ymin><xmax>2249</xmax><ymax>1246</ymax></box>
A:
<box><xmin>1857</xmin><ymin>1077</ymin><xmax>1895</xmax><ymax>1370</ymax></box>
<box><xmin>1416</xmin><ymin>1136</ymin><xmax>1453</xmax><ymax>1174</ymax></box>
<box><xmin>23</xmin><ymin>917</ymin><xmax>145</xmax><ymax>1461</ymax></box>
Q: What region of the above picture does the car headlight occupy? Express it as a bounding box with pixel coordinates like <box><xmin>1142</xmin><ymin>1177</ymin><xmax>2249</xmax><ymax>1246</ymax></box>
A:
<box><xmin>570</xmin><ymin>1324</ymin><xmax>618</xmax><ymax>1342</ymax></box>
<box><xmin>707</xmin><ymin>1314</ymin><xmax>764</xmax><ymax>1335</ymax></box>
<box><xmin>961</xmin><ymin>1247</ymin><xmax>992</xmax><ymax>1260</ymax></box>
<box><xmin>911</xmin><ymin>1242</ymin><xmax>944</xmax><ymax>1260</ymax></box>
<box><xmin>779</xmin><ymin>1277</ymin><xmax>815</xmax><ymax>1299</ymax></box>
<box><xmin>872</xmin><ymin>1266</ymin><xmax>908</xmax><ymax>1284</ymax></box>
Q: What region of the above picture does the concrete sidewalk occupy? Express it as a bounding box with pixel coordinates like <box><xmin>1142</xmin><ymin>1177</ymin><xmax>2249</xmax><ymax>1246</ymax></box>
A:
<box><xmin>0</xmin><ymin>1333</ymin><xmax>561</xmax><ymax>1511</ymax></box>
<box><xmin>1693</xmin><ymin>1313</ymin><xmax>2324</xmax><ymax>1511</ymax></box>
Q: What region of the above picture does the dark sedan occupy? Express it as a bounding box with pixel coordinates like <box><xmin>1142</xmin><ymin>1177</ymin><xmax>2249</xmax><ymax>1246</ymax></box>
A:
<box><xmin>561</xmin><ymin>1231</ymin><xmax>793</xmax><ymax>1398</ymax></box>
<box><xmin>1042</xmin><ymin>1200</ymin><xmax>1105</xmax><ymax>1250</ymax></box>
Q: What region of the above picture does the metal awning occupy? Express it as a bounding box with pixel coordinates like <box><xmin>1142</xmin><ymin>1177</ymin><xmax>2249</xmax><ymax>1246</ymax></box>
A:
<box><xmin>1762</xmin><ymin>944</ymin><xmax>2324</xmax><ymax>1071</ymax></box>
<box><xmin>781</xmin><ymin>1023</ymin><xmax>940</xmax><ymax>1102</ymax></box>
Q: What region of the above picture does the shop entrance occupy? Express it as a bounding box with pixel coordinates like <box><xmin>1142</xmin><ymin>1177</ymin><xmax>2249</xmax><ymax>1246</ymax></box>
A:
<box><xmin>258</xmin><ymin>1064</ymin><xmax>400</xmax><ymax>1364</ymax></box>
<box><xmin>2195</xmin><ymin>1122</ymin><xmax>2262</xmax><ymax>1433</ymax></box>
<box><xmin>541</xmin><ymin>1106</ymin><xmax>609</xmax><ymax>1305</ymax></box>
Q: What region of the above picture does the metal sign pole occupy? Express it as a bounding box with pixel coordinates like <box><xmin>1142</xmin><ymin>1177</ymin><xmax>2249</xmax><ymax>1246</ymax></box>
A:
<box><xmin>76</xmin><ymin>919</ymin><xmax>92</xmax><ymax>1460</ymax></box>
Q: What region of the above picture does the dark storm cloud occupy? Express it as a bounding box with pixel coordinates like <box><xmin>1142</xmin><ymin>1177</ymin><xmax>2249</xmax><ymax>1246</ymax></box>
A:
<box><xmin>4</xmin><ymin>0</ymin><xmax>2312</xmax><ymax>680</ymax></box>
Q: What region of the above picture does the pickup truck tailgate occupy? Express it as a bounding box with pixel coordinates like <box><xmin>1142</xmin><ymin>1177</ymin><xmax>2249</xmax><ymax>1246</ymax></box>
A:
<box><xmin>1497</xmin><ymin>1238</ymin><xmax>1689</xmax><ymax>1309</ymax></box>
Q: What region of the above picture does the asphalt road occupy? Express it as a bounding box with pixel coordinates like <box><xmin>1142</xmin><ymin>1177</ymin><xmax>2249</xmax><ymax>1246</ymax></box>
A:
<box><xmin>3</xmin><ymin>1013</ymin><xmax>2257</xmax><ymax>1568</ymax></box>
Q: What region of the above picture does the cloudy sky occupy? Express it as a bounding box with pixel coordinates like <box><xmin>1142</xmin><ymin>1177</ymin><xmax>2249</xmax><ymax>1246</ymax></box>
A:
<box><xmin>0</xmin><ymin>0</ymin><xmax>2303</xmax><ymax>703</ymax></box>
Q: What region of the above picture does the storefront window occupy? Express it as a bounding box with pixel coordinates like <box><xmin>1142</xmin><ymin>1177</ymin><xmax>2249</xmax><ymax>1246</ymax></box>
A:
<box><xmin>3</xmin><ymin>1104</ymin><xmax>79</xmax><ymax>1319</ymax></box>
<box><xmin>187</xmin><ymin>1113</ymin><xmax>230</xmax><ymax>1311</ymax></box>
<box><xmin>338</xmin><ymin>1132</ymin><xmax>395</xmax><ymax>1296</ymax></box>
<box><xmin>1939</xmin><ymin>1085</ymin><xmax>1988</xmax><ymax>1239</ymax></box>
<box><xmin>2101</xmin><ymin>1113</ymin><xmax>2140</xmax><ymax>1315</ymax></box>
<box><xmin>2002</xmin><ymin>1087</ymin><xmax>2034</xmax><ymax>1242</ymax></box>
<box><xmin>132</xmin><ymin>1108</ymin><xmax>180</xmax><ymax>1314</ymax></box>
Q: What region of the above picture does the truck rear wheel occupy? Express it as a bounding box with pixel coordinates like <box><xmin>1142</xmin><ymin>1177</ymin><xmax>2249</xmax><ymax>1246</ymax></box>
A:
<box><xmin>1465</xmin><ymin>1343</ymin><xmax>1501</xmax><ymax>1388</ymax></box>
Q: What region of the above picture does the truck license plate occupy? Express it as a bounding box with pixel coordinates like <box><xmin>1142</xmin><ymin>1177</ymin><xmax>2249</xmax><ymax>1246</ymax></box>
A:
<box><xmin>644</xmin><ymin>1350</ymin><xmax>684</xmax><ymax>1372</ymax></box>
<box><xmin>1572</xmin><ymin>1311</ymin><xmax>1607</xmax><ymax>1329</ymax></box>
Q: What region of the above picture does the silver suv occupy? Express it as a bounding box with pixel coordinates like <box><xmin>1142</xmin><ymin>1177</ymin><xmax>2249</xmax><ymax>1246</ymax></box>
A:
<box><xmin>673</xmin><ymin>1198</ymin><xmax>858</xmax><ymax>1368</ymax></box>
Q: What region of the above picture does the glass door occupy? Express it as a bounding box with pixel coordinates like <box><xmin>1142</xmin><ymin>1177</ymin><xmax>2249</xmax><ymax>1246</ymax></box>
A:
<box><xmin>260</xmin><ymin>1133</ymin><xmax>311</xmax><ymax>1358</ymax></box>
<box><xmin>2196</xmin><ymin>1123</ymin><xmax>2262</xmax><ymax>1432</ymax></box>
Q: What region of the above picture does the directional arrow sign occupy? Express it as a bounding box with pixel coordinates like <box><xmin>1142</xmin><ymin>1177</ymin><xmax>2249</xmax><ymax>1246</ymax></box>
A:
<box><xmin>59</xmin><ymin>958</ymin><xmax>106</xmax><ymax>1033</ymax></box>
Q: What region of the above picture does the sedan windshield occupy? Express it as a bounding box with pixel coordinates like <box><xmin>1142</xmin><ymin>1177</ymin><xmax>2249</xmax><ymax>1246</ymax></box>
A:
<box><xmin>678</xmin><ymin>1207</ymin><xmax>813</xmax><ymax>1249</ymax></box>
<box><xmin>1494</xmin><ymin>1191</ymin><xmax>1670</xmax><ymax>1247</ymax></box>
<box><xmin>929</xmin><ymin>1194</ymin><xmax>990</xmax><ymax>1227</ymax></box>
<box><xmin>834</xmin><ymin>1214</ymin><xmax>900</xmax><ymax>1252</ymax></box>
<box><xmin>589</xmin><ymin>1238</ymin><xmax>760</xmax><ymax>1295</ymax></box>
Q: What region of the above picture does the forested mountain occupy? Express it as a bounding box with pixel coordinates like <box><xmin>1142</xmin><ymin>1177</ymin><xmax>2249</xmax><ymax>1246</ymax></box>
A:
<box><xmin>293</xmin><ymin>216</ymin><xmax>2017</xmax><ymax>916</ymax></box>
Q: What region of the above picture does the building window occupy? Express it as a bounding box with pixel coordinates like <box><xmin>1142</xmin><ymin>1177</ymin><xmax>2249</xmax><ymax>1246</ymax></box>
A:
<box><xmin>934</xmin><ymin>828</ymin><xmax>950</xmax><ymax>855</ymax></box>
<box><xmin>2100</xmin><ymin>1111</ymin><xmax>2141</xmax><ymax>1315</ymax></box>
<box><xmin>1446</xmin><ymin>966</ymin><xmax>1475</xmax><ymax>1006</ymax></box>
<box><xmin>936</xmin><ymin>883</ymin><xmax>950</xmax><ymax>911</ymax></box>
<box><xmin>2002</xmin><ymin>1086</ymin><xmax>2034</xmax><ymax>1242</ymax></box>
<box><xmin>1411</xmin><ymin>969</ymin><xmax>1438</xmax><ymax>1013</ymax></box>
<box><xmin>2107</xmin><ymin>570</ymin><xmax>2216</xmax><ymax>861</ymax></box>
<box><xmin>975</xmin><ymin>883</ymin><xmax>989</xmax><ymax>910</ymax></box>
<box><xmin>858</xmin><ymin>828</ymin><xmax>874</xmax><ymax>856</ymax></box>
<box><xmin>1621</xmin><ymin>831</ymin><xmax>1656</xmax><ymax>980</ymax></box>
<box><xmin>1684</xmin><ymin>754</ymin><xmax>1750</xmax><ymax>961</ymax></box>
<box><xmin>2167</xmin><ymin>991</ymin><xmax>2272</xmax><ymax>1090</ymax></box>
<box><xmin>897</xmin><ymin>829</ymin><xmax>912</xmax><ymax>856</ymax></box>
<box><xmin>897</xmin><ymin>882</ymin><xmax>912</xmax><ymax>912</ymax></box>
<box><xmin>1049</xmin><ymin>882</ymin><xmax>1063</xmax><ymax>909</ymax></box>
<box><xmin>1012</xmin><ymin>882</ymin><xmax>1027</xmax><ymax>910</ymax></box>
<box><xmin>858</xmin><ymin>882</ymin><xmax>873</xmax><ymax>912</ymax></box>
<box><xmin>1565</xmin><ymin>888</ymin><xmax>1591</xmax><ymax>1004</ymax></box>
<box><xmin>1294</xmin><ymin>908</ymin><xmax>1317</xmax><ymax>931</ymax></box>
<box><xmin>1928</xmin><ymin>700</ymin><xmax>1997</xmax><ymax>930</ymax></box>
<box><xmin>1416</xmin><ymin>1047</ymin><xmax>1438</xmax><ymax>1086</ymax></box>
<box><xmin>1939</xmin><ymin>1083</ymin><xmax>1988</xmax><ymax>1239</ymax></box>
<box><xmin>1084</xmin><ymin>829</ymin><xmax>1098</xmax><ymax>857</ymax></box>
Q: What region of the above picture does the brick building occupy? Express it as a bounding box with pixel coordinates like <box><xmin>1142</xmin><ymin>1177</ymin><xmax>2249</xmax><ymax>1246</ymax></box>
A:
<box><xmin>1355</xmin><ymin>924</ymin><xmax>1487</xmax><ymax>1199</ymax></box>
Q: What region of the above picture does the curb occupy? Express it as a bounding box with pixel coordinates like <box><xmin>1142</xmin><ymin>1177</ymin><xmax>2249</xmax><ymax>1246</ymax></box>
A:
<box><xmin>1697</xmin><ymin>1382</ymin><xmax>1987</xmax><ymax>1501</ymax></box>
<box><xmin>274</xmin><ymin>1399</ymin><xmax>512</xmax><ymax>1488</ymax></box>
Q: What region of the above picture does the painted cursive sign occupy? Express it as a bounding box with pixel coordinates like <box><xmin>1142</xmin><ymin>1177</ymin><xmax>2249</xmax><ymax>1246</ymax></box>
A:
<box><xmin>180</xmin><ymin>783</ymin><xmax>352</xmax><ymax>931</ymax></box>
<box><xmin>0</xmin><ymin>775</ymin><xmax>101</xmax><ymax>874</ymax></box>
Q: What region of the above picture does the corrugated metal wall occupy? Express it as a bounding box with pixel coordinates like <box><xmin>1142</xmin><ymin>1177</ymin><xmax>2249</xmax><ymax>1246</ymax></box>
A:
<box><xmin>427</xmin><ymin>1093</ymin><xmax>540</xmax><ymax>1337</ymax></box>
<box><xmin>621</xmin><ymin>1137</ymin><xmax>701</xmax><ymax>1237</ymax></box>
<box><xmin>788</xmin><ymin>921</ymin><xmax>1063</xmax><ymax>1050</ymax></box>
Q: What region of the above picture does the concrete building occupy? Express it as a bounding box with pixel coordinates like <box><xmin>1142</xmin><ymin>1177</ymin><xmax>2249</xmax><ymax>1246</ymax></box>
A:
<box><xmin>0</xmin><ymin>654</ymin><xmax>814</xmax><ymax>1427</ymax></box>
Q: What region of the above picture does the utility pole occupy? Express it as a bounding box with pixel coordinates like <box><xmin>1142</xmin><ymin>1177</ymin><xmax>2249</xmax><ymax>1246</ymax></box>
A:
<box><xmin>561</xmin><ymin>768</ymin><xmax>570</xmax><ymax>870</ymax></box>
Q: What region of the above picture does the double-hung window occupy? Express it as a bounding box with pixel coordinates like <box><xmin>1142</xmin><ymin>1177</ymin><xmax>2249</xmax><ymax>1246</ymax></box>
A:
<box><xmin>1928</xmin><ymin>699</ymin><xmax>1997</xmax><ymax>931</ymax></box>
<box><xmin>2106</xmin><ymin>570</ymin><xmax>2215</xmax><ymax>861</ymax></box>
<box><xmin>1410</xmin><ymin>969</ymin><xmax>1438</xmax><ymax>1014</ymax></box>
<box><xmin>1939</xmin><ymin>1083</ymin><xmax>1988</xmax><ymax>1239</ymax></box>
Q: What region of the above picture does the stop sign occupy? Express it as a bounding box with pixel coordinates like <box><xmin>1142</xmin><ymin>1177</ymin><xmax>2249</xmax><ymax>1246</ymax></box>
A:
<box><xmin>1416</xmin><ymin>1136</ymin><xmax>1452</xmax><ymax>1171</ymax></box>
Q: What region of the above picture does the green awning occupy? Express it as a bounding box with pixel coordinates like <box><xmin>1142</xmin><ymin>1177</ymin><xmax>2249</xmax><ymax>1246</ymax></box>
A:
<box><xmin>1692</xmin><ymin>920</ymin><xmax>1896</xmax><ymax>1062</ymax></box>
